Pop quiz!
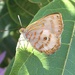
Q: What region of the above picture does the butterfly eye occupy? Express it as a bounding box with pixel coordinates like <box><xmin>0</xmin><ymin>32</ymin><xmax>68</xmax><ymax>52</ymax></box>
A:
<box><xmin>43</xmin><ymin>37</ymin><xmax>47</xmax><ymax>40</ymax></box>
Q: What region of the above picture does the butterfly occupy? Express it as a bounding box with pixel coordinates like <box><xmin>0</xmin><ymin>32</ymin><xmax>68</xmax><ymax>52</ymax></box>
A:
<box><xmin>19</xmin><ymin>13</ymin><xmax>63</xmax><ymax>55</ymax></box>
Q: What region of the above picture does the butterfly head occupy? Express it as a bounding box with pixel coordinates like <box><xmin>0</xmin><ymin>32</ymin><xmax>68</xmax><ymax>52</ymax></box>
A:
<box><xmin>19</xmin><ymin>28</ymin><xmax>26</xmax><ymax>34</ymax></box>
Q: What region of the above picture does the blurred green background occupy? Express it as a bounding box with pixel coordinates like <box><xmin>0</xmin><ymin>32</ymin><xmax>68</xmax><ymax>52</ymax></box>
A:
<box><xmin>0</xmin><ymin>0</ymin><xmax>41</xmax><ymax>63</ymax></box>
<box><xmin>0</xmin><ymin>0</ymin><xmax>51</xmax><ymax>70</ymax></box>
<box><xmin>0</xmin><ymin>0</ymin><xmax>75</xmax><ymax>75</ymax></box>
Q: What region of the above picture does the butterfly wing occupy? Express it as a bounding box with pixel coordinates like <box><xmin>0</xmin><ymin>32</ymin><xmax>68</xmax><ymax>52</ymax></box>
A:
<box><xmin>26</xmin><ymin>29</ymin><xmax>61</xmax><ymax>55</ymax></box>
<box><xmin>20</xmin><ymin>13</ymin><xmax>63</xmax><ymax>55</ymax></box>
<box><xmin>26</xmin><ymin>13</ymin><xmax>63</xmax><ymax>36</ymax></box>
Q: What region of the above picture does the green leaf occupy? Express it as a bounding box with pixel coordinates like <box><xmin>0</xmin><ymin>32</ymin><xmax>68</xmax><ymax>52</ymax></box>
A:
<box><xmin>5</xmin><ymin>58</ymin><xmax>15</xmax><ymax>75</ymax></box>
<box><xmin>0</xmin><ymin>0</ymin><xmax>40</xmax><ymax>57</ymax></box>
<box><xmin>29</xmin><ymin>0</ymin><xmax>51</xmax><ymax>7</ymax></box>
<box><xmin>6</xmin><ymin>0</ymin><xmax>75</xmax><ymax>75</ymax></box>
<box><xmin>6</xmin><ymin>0</ymin><xmax>39</xmax><ymax>26</ymax></box>
<box><xmin>0</xmin><ymin>1</ymin><xmax>18</xmax><ymax>57</ymax></box>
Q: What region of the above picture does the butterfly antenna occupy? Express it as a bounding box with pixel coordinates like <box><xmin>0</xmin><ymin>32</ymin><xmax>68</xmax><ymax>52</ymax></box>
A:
<box><xmin>18</xmin><ymin>15</ymin><xmax>23</xmax><ymax>27</ymax></box>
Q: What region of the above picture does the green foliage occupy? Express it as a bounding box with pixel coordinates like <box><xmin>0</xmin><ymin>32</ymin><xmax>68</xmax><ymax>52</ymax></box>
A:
<box><xmin>0</xmin><ymin>0</ymin><xmax>75</xmax><ymax>75</ymax></box>
<box><xmin>0</xmin><ymin>0</ymin><xmax>39</xmax><ymax>57</ymax></box>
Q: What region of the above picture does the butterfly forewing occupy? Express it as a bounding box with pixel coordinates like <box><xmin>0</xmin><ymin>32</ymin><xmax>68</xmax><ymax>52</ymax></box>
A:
<box><xmin>26</xmin><ymin>13</ymin><xmax>63</xmax><ymax>36</ymax></box>
<box><xmin>20</xmin><ymin>13</ymin><xmax>63</xmax><ymax>55</ymax></box>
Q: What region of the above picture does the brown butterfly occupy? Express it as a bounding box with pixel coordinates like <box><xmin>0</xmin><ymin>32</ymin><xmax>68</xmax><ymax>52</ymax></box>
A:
<box><xmin>18</xmin><ymin>13</ymin><xmax>63</xmax><ymax>55</ymax></box>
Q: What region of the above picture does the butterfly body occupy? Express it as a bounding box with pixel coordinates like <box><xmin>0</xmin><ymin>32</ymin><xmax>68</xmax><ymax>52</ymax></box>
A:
<box><xmin>19</xmin><ymin>13</ymin><xmax>63</xmax><ymax>55</ymax></box>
